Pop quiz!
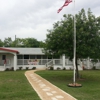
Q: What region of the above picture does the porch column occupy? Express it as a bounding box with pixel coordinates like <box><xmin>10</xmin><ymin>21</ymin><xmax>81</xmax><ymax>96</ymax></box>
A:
<box><xmin>87</xmin><ymin>57</ymin><xmax>90</xmax><ymax>69</ymax></box>
<box><xmin>14</xmin><ymin>53</ymin><xmax>17</xmax><ymax>71</ymax></box>
<box><xmin>66</xmin><ymin>58</ymin><xmax>69</xmax><ymax>65</ymax></box>
<box><xmin>62</xmin><ymin>54</ymin><xmax>65</xmax><ymax>69</ymax></box>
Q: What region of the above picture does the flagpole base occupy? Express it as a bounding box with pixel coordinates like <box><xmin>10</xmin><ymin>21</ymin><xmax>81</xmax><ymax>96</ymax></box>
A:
<box><xmin>67</xmin><ymin>83</ymin><xmax>82</xmax><ymax>87</ymax></box>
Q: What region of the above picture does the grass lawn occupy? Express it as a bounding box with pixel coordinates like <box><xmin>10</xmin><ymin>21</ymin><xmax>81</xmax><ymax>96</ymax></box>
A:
<box><xmin>0</xmin><ymin>70</ymin><xmax>41</xmax><ymax>100</ymax></box>
<box><xmin>1</xmin><ymin>70</ymin><xmax>100</xmax><ymax>100</ymax></box>
<box><xmin>35</xmin><ymin>70</ymin><xmax>100</xmax><ymax>100</ymax></box>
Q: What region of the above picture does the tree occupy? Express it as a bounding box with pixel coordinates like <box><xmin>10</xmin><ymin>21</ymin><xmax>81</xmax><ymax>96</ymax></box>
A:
<box><xmin>0</xmin><ymin>39</ymin><xmax>3</xmax><ymax>47</ymax></box>
<box><xmin>21</xmin><ymin>38</ymin><xmax>40</xmax><ymax>47</ymax></box>
<box><xmin>3</xmin><ymin>37</ymin><xmax>13</xmax><ymax>47</ymax></box>
<box><xmin>12</xmin><ymin>38</ymin><xmax>24</xmax><ymax>47</ymax></box>
<box><xmin>43</xmin><ymin>8</ymin><xmax>100</xmax><ymax>78</ymax></box>
<box><xmin>2</xmin><ymin>37</ymin><xmax>41</xmax><ymax>47</ymax></box>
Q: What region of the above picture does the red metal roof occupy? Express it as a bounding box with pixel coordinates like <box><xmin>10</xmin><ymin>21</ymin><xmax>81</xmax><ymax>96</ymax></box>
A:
<box><xmin>0</xmin><ymin>47</ymin><xmax>19</xmax><ymax>53</ymax></box>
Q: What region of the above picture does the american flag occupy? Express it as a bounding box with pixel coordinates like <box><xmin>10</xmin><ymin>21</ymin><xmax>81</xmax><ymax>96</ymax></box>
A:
<box><xmin>57</xmin><ymin>0</ymin><xmax>72</xmax><ymax>13</ymax></box>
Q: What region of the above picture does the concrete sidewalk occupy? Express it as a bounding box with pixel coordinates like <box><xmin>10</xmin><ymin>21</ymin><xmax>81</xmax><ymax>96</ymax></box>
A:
<box><xmin>25</xmin><ymin>70</ymin><xmax>77</xmax><ymax>100</ymax></box>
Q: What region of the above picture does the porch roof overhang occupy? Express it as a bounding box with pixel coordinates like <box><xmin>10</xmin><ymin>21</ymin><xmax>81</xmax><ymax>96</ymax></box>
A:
<box><xmin>0</xmin><ymin>47</ymin><xmax>19</xmax><ymax>54</ymax></box>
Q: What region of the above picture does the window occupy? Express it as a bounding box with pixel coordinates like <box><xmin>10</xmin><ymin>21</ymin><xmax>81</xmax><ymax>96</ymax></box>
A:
<box><xmin>24</xmin><ymin>55</ymin><xmax>29</xmax><ymax>59</ymax></box>
<box><xmin>2</xmin><ymin>55</ymin><xmax>6</xmax><ymax>60</ymax></box>
<box><xmin>30</xmin><ymin>55</ymin><xmax>36</xmax><ymax>59</ymax></box>
<box><xmin>17</xmin><ymin>55</ymin><xmax>23</xmax><ymax>59</ymax></box>
<box><xmin>42</xmin><ymin>55</ymin><xmax>47</xmax><ymax>59</ymax></box>
<box><xmin>37</xmin><ymin>55</ymin><xmax>41</xmax><ymax>59</ymax></box>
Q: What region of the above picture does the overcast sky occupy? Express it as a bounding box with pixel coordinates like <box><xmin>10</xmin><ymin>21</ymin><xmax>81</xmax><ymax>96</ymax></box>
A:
<box><xmin>0</xmin><ymin>0</ymin><xmax>100</xmax><ymax>41</ymax></box>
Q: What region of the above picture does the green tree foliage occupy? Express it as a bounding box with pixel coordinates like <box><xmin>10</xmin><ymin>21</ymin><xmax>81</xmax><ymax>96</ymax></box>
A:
<box><xmin>3</xmin><ymin>37</ymin><xmax>13</xmax><ymax>47</ymax></box>
<box><xmin>43</xmin><ymin>8</ymin><xmax>100</xmax><ymax>78</ymax></box>
<box><xmin>2</xmin><ymin>37</ymin><xmax>40</xmax><ymax>47</ymax></box>
<box><xmin>12</xmin><ymin>38</ymin><xmax>24</xmax><ymax>47</ymax></box>
<box><xmin>76</xmin><ymin>8</ymin><xmax>100</xmax><ymax>59</ymax></box>
<box><xmin>0</xmin><ymin>39</ymin><xmax>3</xmax><ymax>47</ymax></box>
<box><xmin>20</xmin><ymin>38</ymin><xmax>40</xmax><ymax>47</ymax></box>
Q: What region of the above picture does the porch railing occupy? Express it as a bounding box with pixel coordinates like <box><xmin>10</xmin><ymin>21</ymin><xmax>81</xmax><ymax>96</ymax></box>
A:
<box><xmin>17</xmin><ymin>59</ymin><xmax>62</xmax><ymax>66</ymax></box>
<box><xmin>45</xmin><ymin>59</ymin><xmax>62</xmax><ymax>69</ymax></box>
<box><xmin>45</xmin><ymin>60</ymin><xmax>53</xmax><ymax>68</ymax></box>
<box><xmin>0</xmin><ymin>60</ymin><xmax>10</xmax><ymax>66</ymax></box>
<box><xmin>17</xmin><ymin>59</ymin><xmax>52</xmax><ymax>65</ymax></box>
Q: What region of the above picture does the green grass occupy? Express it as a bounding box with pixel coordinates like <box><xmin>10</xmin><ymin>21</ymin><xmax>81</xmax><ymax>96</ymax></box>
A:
<box><xmin>35</xmin><ymin>70</ymin><xmax>100</xmax><ymax>100</ymax></box>
<box><xmin>0</xmin><ymin>71</ymin><xmax>41</xmax><ymax>100</ymax></box>
<box><xmin>1</xmin><ymin>70</ymin><xmax>100</xmax><ymax>100</ymax></box>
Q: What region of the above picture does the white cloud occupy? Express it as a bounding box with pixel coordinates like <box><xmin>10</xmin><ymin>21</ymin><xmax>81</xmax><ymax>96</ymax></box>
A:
<box><xmin>0</xmin><ymin>0</ymin><xmax>100</xmax><ymax>41</ymax></box>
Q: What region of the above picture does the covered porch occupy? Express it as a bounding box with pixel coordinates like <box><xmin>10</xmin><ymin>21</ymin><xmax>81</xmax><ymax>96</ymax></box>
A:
<box><xmin>0</xmin><ymin>48</ymin><xmax>19</xmax><ymax>71</ymax></box>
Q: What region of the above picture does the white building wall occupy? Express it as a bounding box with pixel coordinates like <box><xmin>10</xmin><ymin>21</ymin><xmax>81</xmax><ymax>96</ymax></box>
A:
<box><xmin>17</xmin><ymin>65</ymin><xmax>46</xmax><ymax>70</ymax></box>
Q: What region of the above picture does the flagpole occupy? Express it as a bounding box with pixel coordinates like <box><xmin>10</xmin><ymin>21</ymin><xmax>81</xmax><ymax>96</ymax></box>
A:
<box><xmin>57</xmin><ymin>0</ymin><xmax>77</xmax><ymax>85</ymax></box>
<box><xmin>73</xmin><ymin>0</ymin><xmax>76</xmax><ymax>84</ymax></box>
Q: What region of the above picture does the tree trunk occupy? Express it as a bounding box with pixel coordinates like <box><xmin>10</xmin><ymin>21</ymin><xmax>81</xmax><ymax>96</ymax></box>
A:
<box><xmin>75</xmin><ymin>57</ymin><xmax>80</xmax><ymax>79</ymax></box>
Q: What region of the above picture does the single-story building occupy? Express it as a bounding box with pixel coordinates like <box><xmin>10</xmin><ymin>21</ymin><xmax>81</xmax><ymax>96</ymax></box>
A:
<box><xmin>0</xmin><ymin>47</ymin><xmax>67</xmax><ymax>71</ymax></box>
<box><xmin>0</xmin><ymin>47</ymin><xmax>100</xmax><ymax>71</ymax></box>
<box><xmin>0</xmin><ymin>47</ymin><xmax>55</xmax><ymax>71</ymax></box>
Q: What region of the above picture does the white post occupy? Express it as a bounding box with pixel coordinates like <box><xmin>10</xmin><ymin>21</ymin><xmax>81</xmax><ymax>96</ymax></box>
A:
<box><xmin>87</xmin><ymin>57</ymin><xmax>90</xmax><ymax>69</ymax></box>
<box><xmin>23</xmin><ymin>54</ymin><xmax>24</xmax><ymax>67</ymax></box>
<box><xmin>66</xmin><ymin>58</ymin><xmax>69</xmax><ymax>65</ymax></box>
<box><xmin>53</xmin><ymin>59</ymin><xmax>55</xmax><ymax>64</ymax></box>
<box><xmin>14</xmin><ymin>53</ymin><xmax>17</xmax><ymax>71</ymax></box>
<box><xmin>62</xmin><ymin>54</ymin><xmax>65</xmax><ymax>69</ymax></box>
<box><xmin>4</xmin><ymin>64</ymin><xmax>6</xmax><ymax>70</ymax></box>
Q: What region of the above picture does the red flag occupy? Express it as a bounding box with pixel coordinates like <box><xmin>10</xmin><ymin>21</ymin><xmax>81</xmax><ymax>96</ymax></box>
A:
<box><xmin>57</xmin><ymin>0</ymin><xmax>72</xmax><ymax>13</ymax></box>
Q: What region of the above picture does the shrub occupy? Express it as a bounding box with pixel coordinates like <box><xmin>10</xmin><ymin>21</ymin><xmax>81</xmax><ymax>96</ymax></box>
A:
<box><xmin>32</xmin><ymin>67</ymin><xmax>36</xmax><ymax>70</ymax></box>
<box><xmin>50</xmin><ymin>66</ymin><xmax>54</xmax><ymax>70</ymax></box>
<box><xmin>26</xmin><ymin>67</ymin><xmax>29</xmax><ymax>70</ymax></box>
<box><xmin>92</xmin><ymin>66</ymin><xmax>96</xmax><ymax>70</ymax></box>
<box><xmin>5</xmin><ymin>68</ymin><xmax>9</xmax><ymax>71</ymax></box>
<box><xmin>10</xmin><ymin>67</ymin><xmax>14</xmax><ymax>71</ymax></box>
<box><xmin>63</xmin><ymin>67</ymin><xmax>66</xmax><ymax>70</ymax></box>
<box><xmin>57</xmin><ymin>67</ymin><xmax>61</xmax><ymax>70</ymax></box>
<box><xmin>19</xmin><ymin>67</ymin><xmax>22</xmax><ymax>70</ymax></box>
